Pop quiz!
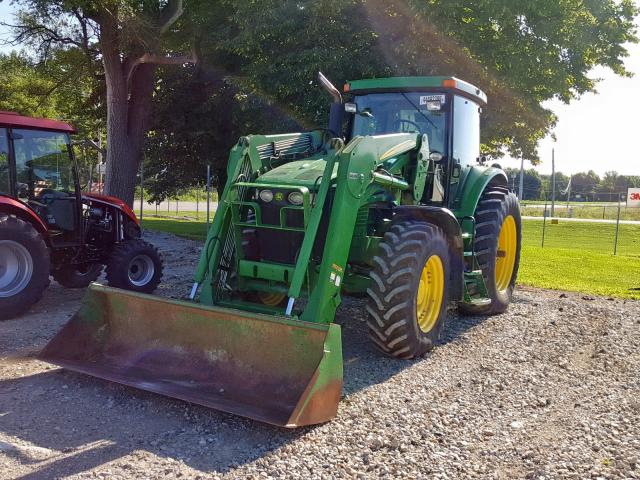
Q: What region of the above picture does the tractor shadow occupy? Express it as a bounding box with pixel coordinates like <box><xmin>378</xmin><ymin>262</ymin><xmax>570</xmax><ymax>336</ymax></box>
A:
<box><xmin>336</xmin><ymin>294</ymin><xmax>509</xmax><ymax>396</ymax></box>
<box><xmin>0</xmin><ymin>294</ymin><xmax>510</xmax><ymax>479</ymax></box>
<box><xmin>0</xmin><ymin>369</ymin><xmax>306</xmax><ymax>479</ymax></box>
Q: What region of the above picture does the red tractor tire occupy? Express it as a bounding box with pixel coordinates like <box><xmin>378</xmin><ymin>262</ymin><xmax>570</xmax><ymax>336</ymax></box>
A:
<box><xmin>0</xmin><ymin>214</ymin><xmax>50</xmax><ymax>320</ymax></box>
<box><xmin>106</xmin><ymin>239</ymin><xmax>163</xmax><ymax>294</ymax></box>
<box><xmin>53</xmin><ymin>263</ymin><xmax>103</xmax><ymax>289</ymax></box>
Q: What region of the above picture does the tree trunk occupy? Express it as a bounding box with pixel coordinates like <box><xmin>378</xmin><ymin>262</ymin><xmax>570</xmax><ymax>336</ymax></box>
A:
<box><xmin>97</xmin><ymin>2</ymin><xmax>186</xmax><ymax>207</ymax></box>
<box><xmin>99</xmin><ymin>12</ymin><xmax>157</xmax><ymax>207</ymax></box>
<box><xmin>104</xmin><ymin>127</ymin><xmax>140</xmax><ymax>206</ymax></box>
<box><xmin>102</xmin><ymin>66</ymin><xmax>156</xmax><ymax>206</ymax></box>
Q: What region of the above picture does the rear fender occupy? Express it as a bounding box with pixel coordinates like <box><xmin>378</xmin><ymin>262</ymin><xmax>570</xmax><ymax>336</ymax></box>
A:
<box><xmin>0</xmin><ymin>195</ymin><xmax>49</xmax><ymax>240</ymax></box>
<box><xmin>453</xmin><ymin>166</ymin><xmax>508</xmax><ymax>218</ymax></box>
<box><xmin>394</xmin><ymin>205</ymin><xmax>464</xmax><ymax>301</ymax></box>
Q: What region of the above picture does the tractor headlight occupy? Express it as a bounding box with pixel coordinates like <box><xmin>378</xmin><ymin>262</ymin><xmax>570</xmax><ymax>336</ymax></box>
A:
<box><xmin>288</xmin><ymin>191</ymin><xmax>304</xmax><ymax>206</ymax></box>
<box><xmin>259</xmin><ymin>190</ymin><xmax>274</xmax><ymax>203</ymax></box>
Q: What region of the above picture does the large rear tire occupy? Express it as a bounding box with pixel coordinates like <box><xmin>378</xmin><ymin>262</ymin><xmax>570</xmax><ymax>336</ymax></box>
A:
<box><xmin>106</xmin><ymin>240</ymin><xmax>163</xmax><ymax>294</ymax></box>
<box><xmin>459</xmin><ymin>186</ymin><xmax>521</xmax><ymax>315</ymax></box>
<box><xmin>0</xmin><ymin>214</ymin><xmax>50</xmax><ymax>320</ymax></box>
<box><xmin>53</xmin><ymin>263</ymin><xmax>103</xmax><ymax>288</ymax></box>
<box><xmin>366</xmin><ymin>220</ymin><xmax>450</xmax><ymax>359</ymax></box>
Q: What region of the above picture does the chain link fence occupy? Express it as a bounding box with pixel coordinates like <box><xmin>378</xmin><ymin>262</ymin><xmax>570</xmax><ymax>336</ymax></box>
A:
<box><xmin>135</xmin><ymin>164</ymin><xmax>219</xmax><ymax>225</ymax></box>
<box><xmin>135</xmin><ymin>167</ymin><xmax>639</xmax><ymax>257</ymax></box>
<box><xmin>521</xmin><ymin>201</ymin><xmax>640</xmax><ymax>222</ymax></box>
<box><xmin>521</xmin><ymin>215</ymin><xmax>639</xmax><ymax>257</ymax></box>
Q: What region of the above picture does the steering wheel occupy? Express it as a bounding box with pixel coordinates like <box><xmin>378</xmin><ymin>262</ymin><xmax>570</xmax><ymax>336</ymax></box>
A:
<box><xmin>37</xmin><ymin>188</ymin><xmax>70</xmax><ymax>204</ymax></box>
<box><xmin>393</xmin><ymin>118</ymin><xmax>423</xmax><ymax>134</ymax></box>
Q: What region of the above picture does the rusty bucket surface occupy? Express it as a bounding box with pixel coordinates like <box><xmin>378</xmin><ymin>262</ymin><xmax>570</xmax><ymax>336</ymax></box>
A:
<box><xmin>39</xmin><ymin>284</ymin><xmax>343</xmax><ymax>427</ymax></box>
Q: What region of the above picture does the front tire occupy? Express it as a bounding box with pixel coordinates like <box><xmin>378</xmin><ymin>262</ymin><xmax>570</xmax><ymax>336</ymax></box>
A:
<box><xmin>53</xmin><ymin>263</ymin><xmax>103</xmax><ymax>288</ymax></box>
<box><xmin>459</xmin><ymin>186</ymin><xmax>521</xmax><ymax>315</ymax></box>
<box><xmin>0</xmin><ymin>214</ymin><xmax>50</xmax><ymax>320</ymax></box>
<box><xmin>366</xmin><ymin>220</ymin><xmax>450</xmax><ymax>359</ymax></box>
<box><xmin>106</xmin><ymin>240</ymin><xmax>163</xmax><ymax>293</ymax></box>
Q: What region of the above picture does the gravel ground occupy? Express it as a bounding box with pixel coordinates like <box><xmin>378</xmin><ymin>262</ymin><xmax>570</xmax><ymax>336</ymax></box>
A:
<box><xmin>1</xmin><ymin>231</ymin><xmax>639</xmax><ymax>479</ymax></box>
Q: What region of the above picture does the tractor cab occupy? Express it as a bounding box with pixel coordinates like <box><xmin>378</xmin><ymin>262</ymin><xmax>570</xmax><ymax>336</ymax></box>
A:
<box><xmin>342</xmin><ymin>77</ymin><xmax>487</xmax><ymax>207</ymax></box>
<box><xmin>0</xmin><ymin>112</ymin><xmax>81</xmax><ymax>246</ymax></box>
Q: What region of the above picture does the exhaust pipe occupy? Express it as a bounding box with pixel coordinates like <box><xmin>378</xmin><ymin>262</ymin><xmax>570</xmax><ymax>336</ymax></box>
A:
<box><xmin>318</xmin><ymin>71</ymin><xmax>342</xmax><ymax>104</ymax></box>
<box><xmin>318</xmin><ymin>72</ymin><xmax>344</xmax><ymax>138</ymax></box>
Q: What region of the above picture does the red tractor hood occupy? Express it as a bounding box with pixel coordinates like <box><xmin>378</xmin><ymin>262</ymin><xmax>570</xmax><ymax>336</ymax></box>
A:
<box><xmin>83</xmin><ymin>193</ymin><xmax>139</xmax><ymax>225</ymax></box>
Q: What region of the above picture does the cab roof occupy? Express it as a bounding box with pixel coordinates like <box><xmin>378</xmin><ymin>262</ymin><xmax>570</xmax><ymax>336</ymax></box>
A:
<box><xmin>344</xmin><ymin>76</ymin><xmax>487</xmax><ymax>105</ymax></box>
<box><xmin>0</xmin><ymin>111</ymin><xmax>76</xmax><ymax>133</ymax></box>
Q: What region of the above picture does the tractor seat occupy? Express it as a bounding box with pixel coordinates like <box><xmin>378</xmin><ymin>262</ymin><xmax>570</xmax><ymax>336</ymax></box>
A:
<box><xmin>36</xmin><ymin>190</ymin><xmax>76</xmax><ymax>232</ymax></box>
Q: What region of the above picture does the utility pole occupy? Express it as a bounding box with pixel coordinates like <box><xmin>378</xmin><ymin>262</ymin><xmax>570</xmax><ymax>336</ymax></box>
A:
<box><xmin>97</xmin><ymin>128</ymin><xmax>103</xmax><ymax>194</ymax></box>
<box><xmin>518</xmin><ymin>157</ymin><xmax>525</xmax><ymax>200</ymax></box>
<box><xmin>551</xmin><ymin>148</ymin><xmax>556</xmax><ymax>217</ymax></box>
<box><xmin>139</xmin><ymin>161</ymin><xmax>144</xmax><ymax>230</ymax></box>
<box><xmin>206</xmin><ymin>164</ymin><xmax>212</xmax><ymax>227</ymax></box>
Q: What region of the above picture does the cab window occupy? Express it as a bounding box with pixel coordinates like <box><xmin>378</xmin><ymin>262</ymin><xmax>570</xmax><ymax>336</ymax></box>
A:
<box><xmin>452</xmin><ymin>96</ymin><xmax>480</xmax><ymax>168</ymax></box>
<box><xmin>351</xmin><ymin>92</ymin><xmax>448</xmax><ymax>155</ymax></box>
<box><xmin>0</xmin><ymin>129</ymin><xmax>9</xmax><ymax>195</ymax></box>
<box><xmin>13</xmin><ymin>129</ymin><xmax>74</xmax><ymax>200</ymax></box>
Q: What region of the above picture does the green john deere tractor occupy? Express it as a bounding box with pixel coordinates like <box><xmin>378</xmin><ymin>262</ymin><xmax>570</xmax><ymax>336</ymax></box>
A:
<box><xmin>41</xmin><ymin>73</ymin><xmax>521</xmax><ymax>427</ymax></box>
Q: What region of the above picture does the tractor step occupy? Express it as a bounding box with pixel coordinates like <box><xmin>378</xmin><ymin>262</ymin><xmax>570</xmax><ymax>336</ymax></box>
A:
<box><xmin>464</xmin><ymin>297</ymin><xmax>492</xmax><ymax>307</ymax></box>
<box><xmin>462</xmin><ymin>270</ymin><xmax>489</xmax><ymax>305</ymax></box>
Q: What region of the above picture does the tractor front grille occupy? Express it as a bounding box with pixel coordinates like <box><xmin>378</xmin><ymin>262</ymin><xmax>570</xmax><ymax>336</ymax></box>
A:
<box><xmin>254</xmin><ymin>200</ymin><xmax>305</xmax><ymax>265</ymax></box>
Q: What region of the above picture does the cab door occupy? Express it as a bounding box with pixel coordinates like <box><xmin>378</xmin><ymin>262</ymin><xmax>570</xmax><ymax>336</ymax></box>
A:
<box><xmin>12</xmin><ymin>128</ymin><xmax>81</xmax><ymax>246</ymax></box>
<box><xmin>0</xmin><ymin>129</ymin><xmax>11</xmax><ymax>196</ymax></box>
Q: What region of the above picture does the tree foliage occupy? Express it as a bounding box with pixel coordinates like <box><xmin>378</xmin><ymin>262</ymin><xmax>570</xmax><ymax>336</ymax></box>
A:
<box><xmin>144</xmin><ymin>0</ymin><xmax>637</xmax><ymax>200</ymax></box>
<box><xmin>217</xmin><ymin>0</ymin><xmax>638</xmax><ymax>160</ymax></box>
<box><xmin>0</xmin><ymin>50</ymin><xmax>102</xmax><ymax>138</ymax></box>
<box><xmin>3</xmin><ymin>0</ymin><xmax>638</xmax><ymax>202</ymax></box>
<box><xmin>5</xmin><ymin>0</ymin><xmax>194</xmax><ymax>205</ymax></box>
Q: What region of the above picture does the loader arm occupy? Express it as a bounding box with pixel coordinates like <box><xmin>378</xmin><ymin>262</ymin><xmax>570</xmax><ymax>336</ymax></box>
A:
<box><xmin>195</xmin><ymin>132</ymin><xmax>422</xmax><ymax>324</ymax></box>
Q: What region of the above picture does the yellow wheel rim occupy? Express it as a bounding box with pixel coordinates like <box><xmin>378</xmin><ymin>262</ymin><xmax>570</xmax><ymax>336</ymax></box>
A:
<box><xmin>258</xmin><ymin>292</ymin><xmax>286</xmax><ymax>306</ymax></box>
<box><xmin>416</xmin><ymin>255</ymin><xmax>445</xmax><ymax>333</ymax></box>
<box><xmin>495</xmin><ymin>215</ymin><xmax>517</xmax><ymax>294</ymax></box>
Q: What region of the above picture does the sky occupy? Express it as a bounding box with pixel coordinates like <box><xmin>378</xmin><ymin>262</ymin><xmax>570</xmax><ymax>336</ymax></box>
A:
<box><xmin>0</xmin><ymin>1</ymin><xmax>638</xmax><ymax>177</ymax></box>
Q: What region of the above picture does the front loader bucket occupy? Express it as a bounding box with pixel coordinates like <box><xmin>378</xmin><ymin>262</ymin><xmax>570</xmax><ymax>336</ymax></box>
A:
<box><xmin>39</xmin><ymin>284</ymin><xmax>343</xmax><ymax>427</ymax></box>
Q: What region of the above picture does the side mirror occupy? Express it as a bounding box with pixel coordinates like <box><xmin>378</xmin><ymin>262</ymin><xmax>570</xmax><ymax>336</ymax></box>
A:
<box><xmin>345</xmin><ymin>103</ymin><xmax>357</xmax><ymax>113</ymax></box>
<box><xmin>429</xmin><ymin>152</ymin><xmax>444</xmax><ymax>163</ymax></box>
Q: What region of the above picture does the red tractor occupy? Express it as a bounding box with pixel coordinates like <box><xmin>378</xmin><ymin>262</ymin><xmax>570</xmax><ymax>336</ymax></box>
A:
<box><xmin>0</xmin><ymin>112</ymin><xmax>163</xmax><ymax>320</ymax></box>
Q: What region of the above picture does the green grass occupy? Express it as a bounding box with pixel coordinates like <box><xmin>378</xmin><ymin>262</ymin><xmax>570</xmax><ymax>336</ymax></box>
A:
<box><xmin>143</xmin><ymin>216</ymin><xmax>208</xmax><ymax>241</ymax></box>
<box><xmin>141</xmin><ymin>210</ymin><xmax>211</xmax><ymax>221</ymax></box>
<box><xmin>142</xmin><ymin>216</ymin><xmax>640</xmax><ymax>300</ymax></box>
<box><xmin>135</xmin><ymin>187</ymin><xmax>219</xmax><ymax>203</ymax></box>
<box><xmin>518</xmin><ymin>245</ymin><xmax>640</xmax><ymax>300</ymax></box>
<box><xmin>521</xmin><ymin>220</ymin><xmax>640</xmax><ymax>256</ymax></box>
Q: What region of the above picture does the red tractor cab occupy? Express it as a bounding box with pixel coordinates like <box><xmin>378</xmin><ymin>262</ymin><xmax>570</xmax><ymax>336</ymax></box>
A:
<box><xmin>0</xmin><ymin>112</ymin><xmax>162</xmax><ymax>320</ymax></box>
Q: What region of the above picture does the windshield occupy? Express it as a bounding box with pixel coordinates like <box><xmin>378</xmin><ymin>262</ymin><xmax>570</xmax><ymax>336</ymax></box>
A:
<box><xmin>351</xmin><ymin>92</ymin><xmax>448</xmax><ymax>154</ymax></box>
<box><xmin>13</xmin><ymin>129</ymin><xmax>74</xmax><ymax>200</ymax></box>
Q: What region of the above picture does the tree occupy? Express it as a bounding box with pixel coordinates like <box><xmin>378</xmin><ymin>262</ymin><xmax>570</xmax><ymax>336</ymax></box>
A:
<box><xmin>144</xmin><ymin>64</ymin><xmax>303</xmax><ymax>201</ymax></box>
<box><xmin>599</xmin><ymin>171</ymin><xmax>620</xmax><ymax>192</ymax></box>
<box><xmin>5</xmin><ymin>0</ymin><xmax>195</xmax><ymax>205</ymax></box>
<box><xmin>220</xmin><ymin>0</ymin><xmax>638</xmax><ymax>161</ymax></box>
<box><xmin>571</xmin><ymin>170</ymin><xmax>601</xmax><ymax>200</ymax></box>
